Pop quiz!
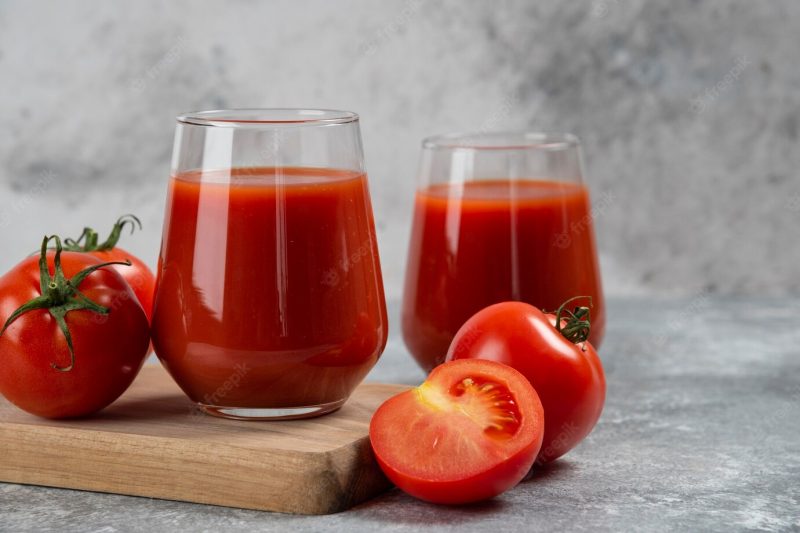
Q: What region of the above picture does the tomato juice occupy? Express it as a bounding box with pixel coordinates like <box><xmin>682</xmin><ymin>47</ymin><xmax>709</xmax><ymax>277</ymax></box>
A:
<box><xmin>402</xmin><ymin>179</ymin><xmax>605</xmax><ymax>372</ymax></box>
<box><xmin>151</xmin><ymin>167</ymin><xmax>387</xmax><ymax>411</ymax></box>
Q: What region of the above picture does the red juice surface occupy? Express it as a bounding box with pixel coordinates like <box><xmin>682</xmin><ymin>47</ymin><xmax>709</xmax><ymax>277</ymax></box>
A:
<box><xmin>152</xmin><ymin>167</ymin><xmax>387</xmax><ymax>408</ymax></box>
<box><xmin>402</xmin><ymin>179</ymin><xmax>605</xmax><ymax>372</ymax></box>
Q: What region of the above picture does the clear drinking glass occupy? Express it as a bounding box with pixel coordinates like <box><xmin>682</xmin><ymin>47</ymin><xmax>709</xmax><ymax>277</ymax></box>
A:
<box><xmin>152</xmin><ymin>109</ymin><xmax>388</xmax><ymax>420</ymax></box>
<box><xmin>402</xmin><ymin>132</ymin><xmax>605</xmax><ymax>372</ymax></box>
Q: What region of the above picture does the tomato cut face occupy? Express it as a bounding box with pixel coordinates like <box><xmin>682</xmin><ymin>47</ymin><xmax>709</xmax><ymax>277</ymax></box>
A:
<box><xmin>447</xmin><ymin>301</ymin><xmax>606</xmax><ymax>464</ymax></box>
<box><xmin>417</xmin><ymin>374</ymin><xmax>522</xmax><ymax>442</ymax></box>
<box><xmin>369</xmin><ymin>359</ymin><xmax>544</xmax><ymax>504</ymax></box>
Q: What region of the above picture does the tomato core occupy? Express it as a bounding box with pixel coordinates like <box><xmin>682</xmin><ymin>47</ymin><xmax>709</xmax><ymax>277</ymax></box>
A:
<box><xmin>369</xmin><ymin>359</ymin><xmax>544</xmax><ymax>504</ymax></box>
<box><xmin>413</xmin><ymin>375</ymin><xmax>522</xmax><ymax>442</ymax></box>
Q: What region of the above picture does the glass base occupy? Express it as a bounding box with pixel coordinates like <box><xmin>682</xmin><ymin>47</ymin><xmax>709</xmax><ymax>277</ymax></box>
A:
<box><xmin>196</xmin><ymin>397</ymin><xmax>346</xmax><ymax>421</ymax></box>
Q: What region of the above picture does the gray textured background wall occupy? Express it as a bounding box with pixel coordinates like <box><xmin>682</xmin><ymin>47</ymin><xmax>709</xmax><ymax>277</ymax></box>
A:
<box><xmin>0</xmin><ymin>0</ymin><xmax>797</xmax><ymax>300</ymax></box>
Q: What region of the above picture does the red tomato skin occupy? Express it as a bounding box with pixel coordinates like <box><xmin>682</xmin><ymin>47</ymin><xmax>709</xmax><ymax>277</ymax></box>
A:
<box><xmin>0</xmin><ymin>252</ymin><xmax>150</xmax><ymax>418</ymax></box>
<box><xmin>447</xmin><ymin>301</ymin><xmax>605</xmax><ymax>463</ymax></box>
<box><xmin>86</xmin><ymin>247</ymin><xmax>155</xmax><ymax>322</ymax></box>
<box><xmin>370</xmin><ymin>359</ymin><xmax>544</xmax><ymax>504</ymax></box>
<box><xmin>373</xmin><ymin>408</ymin><xmax>541</xmax><ymax>504</ymax></box>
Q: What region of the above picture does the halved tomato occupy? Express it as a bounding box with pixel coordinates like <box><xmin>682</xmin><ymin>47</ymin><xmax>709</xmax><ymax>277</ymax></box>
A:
<box><xmin>369</xmin><ymin>359</ymin><xmax>544</xmax><ymax>504</ymax></box>
<box><xmin>447</xmin><ymin>300</ymin><xmax>605</xmax><ymax>464</ymax></box>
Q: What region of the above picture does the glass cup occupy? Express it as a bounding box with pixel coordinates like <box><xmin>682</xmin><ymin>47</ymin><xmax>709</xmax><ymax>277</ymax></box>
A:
<box><xmin>152</xmin><ymin>109</ymin><xmax>388</xmax><ymax>420</ymax></box>
<box><xmin>402</xmin><ymin>132</ymin><xmax>606</xmax><ymax>372</ymax></box>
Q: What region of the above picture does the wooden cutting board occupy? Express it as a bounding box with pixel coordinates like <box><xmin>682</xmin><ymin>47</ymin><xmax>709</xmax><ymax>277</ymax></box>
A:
<box><xmin>0</xmin><ymin>365</ymin><xmax>409</xmax><ymax>515</ymax></box>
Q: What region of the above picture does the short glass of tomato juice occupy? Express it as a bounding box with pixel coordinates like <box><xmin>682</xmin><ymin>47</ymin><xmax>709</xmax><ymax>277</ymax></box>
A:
<box><xmin>402</xmin><ymin>132</ymin><xmax>606</xmax><ymax>372</ymax></box>
<box><xmin>151</xmin><ymin>109</ymin><xmax>388</xmax><ymax>420</ymax></box>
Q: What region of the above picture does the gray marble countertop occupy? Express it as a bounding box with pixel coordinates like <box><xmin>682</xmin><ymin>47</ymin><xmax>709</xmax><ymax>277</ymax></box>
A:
<box><xmin>3</xmin><ymin>297</ymin><xmax>799</xmax><ymax>532</ymax></box>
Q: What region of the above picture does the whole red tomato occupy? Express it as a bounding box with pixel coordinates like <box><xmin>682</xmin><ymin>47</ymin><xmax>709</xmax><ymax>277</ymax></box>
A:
<box><xmin>0</xmin><ymin>236</ymin><xmax>150</xmax><ymax>418</ymax></box>
<box><xmin>447</xmin><ymin>298</ymin><xmax>605</xmax><ymax>464</ymax></box>
<box><xmin>63</xmin><ymin>215</ymin><xmax>155</xmax><ymax>321</ymax></box>
<box><xmin>370</xmin><ymin>359</ymin><xmax>544</xmax><ymax>504</ymax></box>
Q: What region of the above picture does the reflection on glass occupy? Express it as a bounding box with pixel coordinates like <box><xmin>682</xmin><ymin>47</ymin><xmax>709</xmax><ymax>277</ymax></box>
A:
<box><xmin>402</xmin><ymin>132</ymin><xmax>605</xmax><ymax>372</ymax></box>
<box><xmin>152</xmin><ymin>110</ymin><xmax>387</xmax><ymax>420</ymax></box>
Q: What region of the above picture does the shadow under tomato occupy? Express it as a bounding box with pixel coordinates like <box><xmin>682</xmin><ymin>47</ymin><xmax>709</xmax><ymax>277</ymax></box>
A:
<box><xmin>523</xmin><ymin>458</ymin><xmax>577</xmax><ymax>482</ymax></box>
<box><xmin>44</xmin><ymin>394</ymin><xmax>198</xmax><ymax>425</ymax></box>
<box><xmin>5</xmin><ymin>393</ymin><xmax>196</xmax><ymax>428</ymax></box>
<box><xmin>350</xmin><ymin>488</ymin><xmax>511</xmax><ymax>525</ymax></box>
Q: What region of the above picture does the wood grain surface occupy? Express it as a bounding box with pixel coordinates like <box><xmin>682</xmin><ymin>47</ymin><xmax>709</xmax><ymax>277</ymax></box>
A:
<box><xmin>0</xmin><ymin>365</ymin><xmax>409</xmax><ymax>514</ymax></box>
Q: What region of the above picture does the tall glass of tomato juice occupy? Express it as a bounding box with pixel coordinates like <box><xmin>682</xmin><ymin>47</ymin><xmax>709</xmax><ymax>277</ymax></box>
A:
<box><xmin>152</xmin><ymin>109</ymin><xmax>388</xmax><ymax>420</ymax></box>
<box><xmin>402</xmin><ymin>132</ymin><xmax>606</xmax><ymax>372</ymax></box>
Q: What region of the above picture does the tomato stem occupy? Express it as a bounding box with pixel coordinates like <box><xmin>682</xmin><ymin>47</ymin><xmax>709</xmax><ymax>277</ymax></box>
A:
<box><xmin>63</xmin><ymin>214</ymin><xmax>142</xmax><ymax>253</ymax></box>
<box><xmin>552</xmin><ymin>296</ymin><xmax>592</xmax><ymax>346</ymax></box>
<box><xmin>0</xmin><ymin>235</ymin><xmax>131</xmax><ymax>372</ymax></box>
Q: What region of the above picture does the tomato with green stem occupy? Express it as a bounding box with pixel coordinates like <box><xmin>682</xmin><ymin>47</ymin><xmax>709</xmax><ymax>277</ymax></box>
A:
<box><xmin>63</xmin><ymin>214</ymin><xmax>155</xmax><ymax>322</ymax></box>
<box><xmin>0</xmin><ymin>236</ymin><xmax>150</xmax><ymax>418</ymax></box>
<box><xmin>370</xmin><ymin>358</ymin><xmax>544</xmax><ymax>504</ymax></box>
<box><xmin>447</xmin><ymin>297</ymin><xmax>605</xmax><ymax>464</ymax></box>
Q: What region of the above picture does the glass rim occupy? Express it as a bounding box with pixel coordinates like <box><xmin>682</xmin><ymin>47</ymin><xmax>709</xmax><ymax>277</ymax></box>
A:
<box><xmin>176</xmin><ymin>108</ymin><xmax>359</xmax><ymax>128</ymax></box>
<box><xmin>422</xmin><ymin>131</ymin><xmax>580</xmax><ymax>151</ymax></box>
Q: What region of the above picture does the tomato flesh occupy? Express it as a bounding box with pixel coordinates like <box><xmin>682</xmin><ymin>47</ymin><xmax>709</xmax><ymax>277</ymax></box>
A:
<box><xmin>447</xmin><ymin>301</ymin><xmax>605</xmax><ymax>463</ymax></box>
<box><xmin>370</xmin><ymin>359</ymin><xmax>543</xmax><ymax>504</ymax></box>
